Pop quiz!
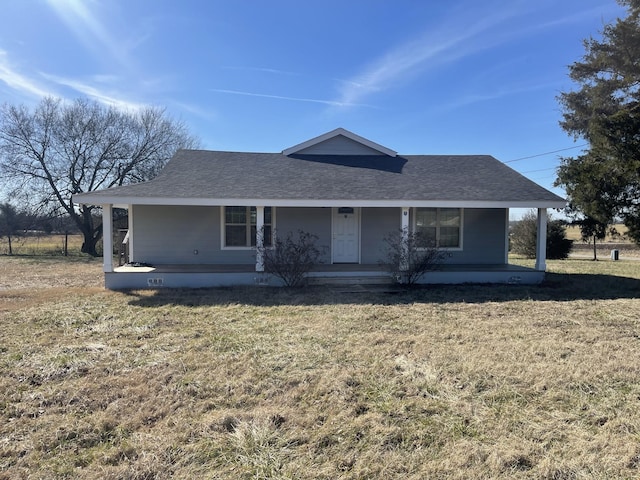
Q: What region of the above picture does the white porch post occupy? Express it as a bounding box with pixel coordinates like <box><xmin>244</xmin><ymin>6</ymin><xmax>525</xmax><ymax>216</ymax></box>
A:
<box><xmin>102</xmin><ymin>204</ymin><xmax>113</xmax><ymax>273</ymax></box>
<box><xmin>535</xmin><ymin>208</ymin><xmax>547</xmax><ymax>271</ymax></box>
<box><xmin>504</xmin><ymin>208</ymin><xmax>510</xmax><ymax>264</ymax></box>
<box><xmin>256</xmin><ymin>205</ymin><xmax>265</xmax><ymax>272</ymax></box>
<box><xmin>127</xmin><ymin>205</ymin><xmax>134</xmax><ymax>262</ymax></box>
<box><xmin>401</xmin><ymin>207</ymin><xmax>410</xmax><ymax>271</ymax></box>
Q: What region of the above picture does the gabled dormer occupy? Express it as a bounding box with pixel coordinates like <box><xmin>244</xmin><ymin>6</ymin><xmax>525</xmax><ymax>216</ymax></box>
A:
<box><xmin>282</xmin><ymin>128</ymin><xmax>397</xmax><ymax>157</ymax></box>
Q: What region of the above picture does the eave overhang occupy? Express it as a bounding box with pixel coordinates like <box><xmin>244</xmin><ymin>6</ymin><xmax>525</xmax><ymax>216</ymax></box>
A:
<box><xmin>72</xmin><ymin>194</ymin><xmax>566</xmax><ymax>210</ymax></box>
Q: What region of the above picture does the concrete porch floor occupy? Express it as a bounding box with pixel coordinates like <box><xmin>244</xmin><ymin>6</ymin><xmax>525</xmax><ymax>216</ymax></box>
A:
<box><xmin>114</xmin><ymin>263</ymin><xmax>537</xmax><ymax>274</ymax></box>
<box><xmin>106</xmin><ymin>262</ymin><xmax>544</xmax><ymax>288</ymax></box>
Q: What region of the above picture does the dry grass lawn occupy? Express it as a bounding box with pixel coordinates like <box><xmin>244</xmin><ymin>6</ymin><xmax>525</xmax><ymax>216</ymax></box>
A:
<box><xmin>0</xmin><ymin>235</ymin><xmax>86</xmax><ymax>257</ymax></box>
<box><xmin>1</xmin><ymin>256</ymin><xmax>640</xmax><ymax>478</ymax></box>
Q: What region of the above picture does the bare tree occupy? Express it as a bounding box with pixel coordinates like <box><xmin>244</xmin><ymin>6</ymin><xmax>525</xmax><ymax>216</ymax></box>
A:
<box><xmin>0</xmin><ymin>203</ymin><xmax>24</xmax><ymax>255</ymax></box>
<box><xmin>0</xmin><ymin>97</ymin><xmax>199</xmax><ymax>256</ymax></box>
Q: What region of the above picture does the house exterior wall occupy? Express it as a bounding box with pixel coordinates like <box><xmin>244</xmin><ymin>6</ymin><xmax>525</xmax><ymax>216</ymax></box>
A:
<box><xmin>296</xmin><ymin>135</ymin><xmax>386</xmax><ymax>155</ymax></box>
<box><xmin>132</xmin><ymin>205</ymin><xmax>254</xmax><ymax>265</ymax></box>
<box><xmin>404</xmin><ymin>207</ymin><xmax>506</xmax><ymax>265</ymax></box>
<box><xmin>276</xmin><ymin>207</ymin><xmax>405</xmax><ymax>265</ymax></box>
<box><xmin>276</xmin><ymin>207</ymin><xmax>332</xmax><ymax>263</ymax></box>
<box><xmin>131</xmin><ymin>205</ymin><xmax>507</xmax><ymax>267</ymax></box>
<box><xmin>361</xmin><ymin>207</ymin><xmax>400</xmax><ymax>263</ymax></box>
<box><xmin>450</xmin><ymin>208</ymin><xmax>506</xmax><ymax>264</ymax></box>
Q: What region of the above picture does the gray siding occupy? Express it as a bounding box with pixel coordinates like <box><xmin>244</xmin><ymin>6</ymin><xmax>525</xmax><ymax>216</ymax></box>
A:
<box><xmin>275</xmin><ymin>207</ymin><xmax>332</xmax><ymax>263</ymax></box>
<box><xmin>405</xmin><ymin>207</ymin><xmax>506</xmax><ymax>265</ymax></box>
<box><xmin>297</xmin><ymin>135</ymin><xmax>385</xmax><ymax>155</ymax></box>
<box><xmin>361</xmin><ymin>207</ymin><xmax>400</xmax><ymax>263</ymax></box>
<box><xmin>448</xmin><ymin>208</ymin><xmax>506</xmax><ymax>264</ymax></box>
<box><xmin>131</xmin><ymin>205</ymin><xmax>507</xmax><ymax>267</ymax></box>
<box><xmin>132</xmin><ymin>205</ymin><xmax>254</xmax><ymax>265</ymax></box>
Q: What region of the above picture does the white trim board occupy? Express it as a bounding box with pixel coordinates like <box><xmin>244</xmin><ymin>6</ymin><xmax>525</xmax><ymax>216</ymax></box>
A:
<box><xmin>73</xmin><ymin>196</ymin><xmax>566</xmax><ymax>209</ymax></box>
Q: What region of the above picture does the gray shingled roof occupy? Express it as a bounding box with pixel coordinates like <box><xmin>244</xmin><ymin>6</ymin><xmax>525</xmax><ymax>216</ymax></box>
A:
<box><xmin>73</xmin><ymin>150</ymin><xmax>565</xmax><ymax>205</ymax></box>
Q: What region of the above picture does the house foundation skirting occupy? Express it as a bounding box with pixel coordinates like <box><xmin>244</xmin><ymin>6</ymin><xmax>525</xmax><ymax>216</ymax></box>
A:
<box><xmin>105</xmin><ymin>264</ymin><xmax>543</xmax><ymax>289</ymax></box>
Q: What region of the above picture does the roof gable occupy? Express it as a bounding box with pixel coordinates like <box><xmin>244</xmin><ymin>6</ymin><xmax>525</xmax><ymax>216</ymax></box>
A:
<box><xmin>282</xmin><ymin>128</ymin><xmax>397</xmax><ymax>157</ymax></box>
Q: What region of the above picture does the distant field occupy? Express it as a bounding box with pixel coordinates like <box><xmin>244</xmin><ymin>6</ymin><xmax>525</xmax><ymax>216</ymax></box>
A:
<box><xmin>563</xmin><ymin>224</ymin><xmax>639</xmax><ymax>258</ymax></box>
<box><xmin>1</xmin><ymin>257</ymin><xmax>640</xmax><ymax>478</ymax></box>
<box><xmin>0</xmin><ymin>233</ymin><xmax>88</xmax><ymax>256</ymax></box>
<box><xmin>564</xmin><ymin>223</ymin><xmax>630</xmax><ymax>242</ymax></box>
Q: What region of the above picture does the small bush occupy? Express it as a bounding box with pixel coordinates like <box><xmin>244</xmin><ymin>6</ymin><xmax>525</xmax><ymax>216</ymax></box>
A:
<box><xmin>380</xmin><ymin>230</ymin><xmax>444</xmax><ymax>285</ymax></box>
<box><xmin>257</xmin><ymin>230</ymin><xmax>327</xmax><ymax>287</ymax></box>
<box><xmin>511</xmin><ymin>211</ymin><xmax>573</xmax><ymax>259</ymax></box>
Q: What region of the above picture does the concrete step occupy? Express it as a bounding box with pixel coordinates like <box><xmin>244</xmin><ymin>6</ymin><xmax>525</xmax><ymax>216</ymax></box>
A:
<box><xmin>307</xmin><ymin>275</ymin><xmax>394</xmax><ymax>286</ymax></box>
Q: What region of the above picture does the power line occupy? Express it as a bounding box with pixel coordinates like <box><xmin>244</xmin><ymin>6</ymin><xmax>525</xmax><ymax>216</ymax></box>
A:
<box><xmin>504</xmin><ymin>143</ymin><xmax>588</xmax><ymax>164</ymax></box>
<box><xmin>519</xmin><ymin>166</ymin><xmax>558</xmax><ymax>174</ymax></box>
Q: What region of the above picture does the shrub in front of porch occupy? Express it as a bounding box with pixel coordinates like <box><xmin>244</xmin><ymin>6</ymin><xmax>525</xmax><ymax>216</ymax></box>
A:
<box><xmin>258</xmin><ymin>229</ymin><xmax>327</xmax><ymax>287</ymax></box>
<box><xmin>380</xmin><ymin>230</ymin><xmax>445</xmax><ymax>285</ymax></box>
<box><xmin>511</xmin><ymin>211</ymin><xmax>573</xmax><ymax>259</ymax></box>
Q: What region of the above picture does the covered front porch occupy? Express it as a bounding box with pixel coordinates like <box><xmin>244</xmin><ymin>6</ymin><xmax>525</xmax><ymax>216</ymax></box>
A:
<box><xmin>97</xmin><ymin>203</ymin><xmax>553</xmax><ymax>289</ymax></box>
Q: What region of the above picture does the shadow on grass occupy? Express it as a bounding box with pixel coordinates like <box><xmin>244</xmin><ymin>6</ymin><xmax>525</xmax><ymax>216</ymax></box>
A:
<box><xmin>123</xmin><ymin>271</ymin><xmax>640</xmax><ymax>308</ymax></box>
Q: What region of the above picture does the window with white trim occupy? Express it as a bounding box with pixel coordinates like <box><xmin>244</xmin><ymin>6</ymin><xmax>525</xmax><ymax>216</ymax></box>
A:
<box><xmin>415</xmin><ymin>208</ymin><xmax>462</xmax><ymax>248</ymax></box>
<box><xmin>224</xmin><ymin>206</ymin><xmax>273</xmax><ymax>247</ymax></box>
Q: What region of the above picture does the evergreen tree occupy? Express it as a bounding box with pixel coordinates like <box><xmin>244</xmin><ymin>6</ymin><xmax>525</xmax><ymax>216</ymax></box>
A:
<box><xmin>556</xmin><ymin>0</ymin><xmax>640</xmax><ymax>243</ymax></box>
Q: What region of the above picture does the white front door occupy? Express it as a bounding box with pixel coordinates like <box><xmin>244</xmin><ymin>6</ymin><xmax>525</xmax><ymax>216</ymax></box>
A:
<box><xmin>332</xmin><ymin>207</ymin><xmax>360</xmax><ymax>263</ymax></box>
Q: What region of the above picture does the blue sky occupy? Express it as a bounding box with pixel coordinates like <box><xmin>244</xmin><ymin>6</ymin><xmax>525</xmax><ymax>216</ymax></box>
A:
<box><xmin>0</xmin><ymin>0</ymin><xmax>625</xmax><ymax>212</ymax></box>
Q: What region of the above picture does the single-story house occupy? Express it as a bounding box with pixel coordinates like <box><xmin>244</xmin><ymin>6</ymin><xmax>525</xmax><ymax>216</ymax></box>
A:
<box><xmin>73</xmin><ymin>128</ymin><xmax>566</xmax><ymax>289</ymax></box>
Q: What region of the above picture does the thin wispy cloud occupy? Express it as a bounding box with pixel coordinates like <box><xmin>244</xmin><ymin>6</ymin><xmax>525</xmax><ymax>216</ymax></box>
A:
<box><xmin>221</xmin><ymin>66</ymin><xmax>302</xmax><ymax>77</ymax></box>
<box><xmin>42</xmin><ymin>73</ymin><xmax>146</xmax><ymax>111</ymax></box>
<box><xmin>0</xmin><ymin>50</ymin><xmax>52</xmax><ymax>98</ymax></box>
<box><xmin>211</xmin><ymin>88</ymin><xmax>376</xmax><ymax>108</ymax></box>
<box><xmin>168</xmin><ymin>100</ymin><xmax>217</xmax><ymax>121</ymax></box>
<box><xmin>441</xmin><ymin>80</ymin><xmax>561</xmax><ymax>111</ymax></box>
<box><xmin>45</xmin><ymin>0</ymin><xmax>133</xmax><ymax>70</ymax></box>
<box><xmin>530</xmin><ymin>4</ymin><xmax>621</xmax><ymax>31</ymax></box>
<box><xmin>501</xmin><ymin>5</ymin><xmax>618</xmax><ymax>45</ymax></box>
<box><xmin>0</xmin><ymin>49</ymin><xmax>145</xmax><ymax>111</ymax></box>
<box><xmin>335</xmin><ymin>3</ymin><xmax>531</xmax><ymax>107</ymax></box>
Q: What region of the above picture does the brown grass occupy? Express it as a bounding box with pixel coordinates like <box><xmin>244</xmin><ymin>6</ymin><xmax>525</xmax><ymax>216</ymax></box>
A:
<box><xmin>566</xmin><ymin>223</ymin><xmax>631</xmax><ymax>243</ymax></box>
<box><xmin>0</xmin><ymin>234</ymin><xmax>86</xmax><ymax>256</ymax></box>
<box><xmin>1</xmin><ymin>256</ymin><xmax>640</xmax><ymax>478</ymax></box>
<box><xmin>0</xmin><ymin>256</ymin><xmax>103</xmax><ymax>314</ymax></box>
<box><xmin>564</xmin><ymin>223</ymin><xmax>630</xmax><ymax>242</ymax></box>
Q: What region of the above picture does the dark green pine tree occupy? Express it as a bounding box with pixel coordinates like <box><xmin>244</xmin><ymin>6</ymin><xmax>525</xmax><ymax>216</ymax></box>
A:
<box><xmin>556</xmin><ymin>0</ymin><xmax>640</xmax><ymax>244</ymax></box>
